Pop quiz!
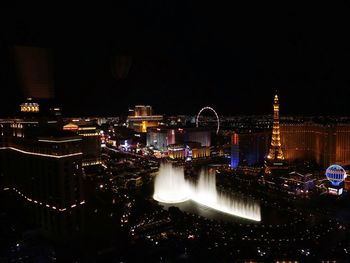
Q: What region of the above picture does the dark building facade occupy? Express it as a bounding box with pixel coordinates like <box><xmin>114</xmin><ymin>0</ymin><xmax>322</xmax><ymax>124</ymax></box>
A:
<box><xmin>184</xmin><ymin>129</ymin><xmax>211</xmax><ymax>147</ymax></box>
<box><xmin>0</xmin><ymin>102</ymin><xmax>85</xmax><ymax>241</ymax></box>
<box><xmin>238</xmin><ymin>130</ymin><xmax>270</xmax><ymax>166</ymax></box>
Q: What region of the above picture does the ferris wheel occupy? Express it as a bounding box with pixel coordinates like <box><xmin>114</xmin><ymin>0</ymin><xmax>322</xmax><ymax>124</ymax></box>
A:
<box><xmin>196</xmin><ymin>106</ymin><xmax>220</xmax><ymax>134</ymax></box>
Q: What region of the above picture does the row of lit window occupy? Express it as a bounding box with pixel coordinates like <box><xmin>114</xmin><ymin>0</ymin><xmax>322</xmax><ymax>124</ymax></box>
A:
<box><xmin>82</xmin><ymin>160</ymin><xmax>102</xmax><ymax>167</ymax></box>
<box><xmin>79</xmin><ymin>133</ymin><xmax>99</xmax><ymax>136</ymax></box>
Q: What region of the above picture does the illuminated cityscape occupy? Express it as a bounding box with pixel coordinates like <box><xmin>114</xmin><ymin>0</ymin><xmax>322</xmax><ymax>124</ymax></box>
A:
<box><xmin>1</xmin><ymin>6</ymin><xmax>350</xmax><ymax>262</ymax></box>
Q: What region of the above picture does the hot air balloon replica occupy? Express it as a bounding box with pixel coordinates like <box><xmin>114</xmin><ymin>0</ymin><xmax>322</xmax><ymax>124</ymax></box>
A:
<box><xmin>325</xmin><ymin>164</ymin><xmax>347</xmax><ymax>195</ymax></box>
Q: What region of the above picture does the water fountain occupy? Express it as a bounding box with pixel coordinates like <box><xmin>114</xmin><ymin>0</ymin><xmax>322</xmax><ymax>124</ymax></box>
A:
<box><xmin>153</xmin><ymin>163</ymin><xmax>191</xmax><ymax>203</ymax></box>
<box><xmin>153</xmin><ymin>163</ymin><xmax>261</xmax><ymax>222</ymax></box>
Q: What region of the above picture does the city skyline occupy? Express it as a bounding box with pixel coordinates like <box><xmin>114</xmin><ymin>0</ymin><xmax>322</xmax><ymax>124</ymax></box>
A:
<box><xmin>2</xmin><ymin>5</ymin><xmax>350</xmax><ymax>262</ymax></box>
<box><xmin>1</xmin><ymin>5</ymin><xmax>350</xmax><ymax>116</ymax></box>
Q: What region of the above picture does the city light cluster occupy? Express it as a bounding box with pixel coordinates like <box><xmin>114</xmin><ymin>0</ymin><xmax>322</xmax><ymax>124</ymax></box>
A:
<box><xmin>20</xmin><ymin>102</ymin><xmax>39</xmax><ymax>113</ymax></box>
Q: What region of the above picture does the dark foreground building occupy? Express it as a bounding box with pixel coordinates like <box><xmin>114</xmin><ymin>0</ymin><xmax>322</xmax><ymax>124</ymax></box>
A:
<box><xmin>0</xmin><ymin>100</ymin><xmax>85</xmax><ymax>241</ymax></box>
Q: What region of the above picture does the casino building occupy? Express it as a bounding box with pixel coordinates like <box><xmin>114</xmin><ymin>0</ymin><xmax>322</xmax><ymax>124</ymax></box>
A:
<box><xmin>168</xmin><ymin>142</ymin><xmax>210</xmax><ymax>160</ymax></box>
<box><xmin>127</xmin><ymin>105</ymin><xmax>163</xmax><ymax>133</ymax></box>
<box><xmin>146</xmin><ymin>127</ymin><xmax>211</xmax><ymax>160</ymax></box>
<box><xmin>280</xmin><ymin>123</ymin><xmax>350</xmax><ymax>168</ymax></box>
<box><xmin>0</xmin><ymin>99</ymin><xmax>85</xmax><ymax>241</ymax></box>
<box><xmin>63</xmin><ymin>122</ymin><xmax>102</xmax><ymax>169</ymax></box>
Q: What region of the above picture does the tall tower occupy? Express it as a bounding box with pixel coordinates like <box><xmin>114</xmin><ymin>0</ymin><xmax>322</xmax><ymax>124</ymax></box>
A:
<box><xmin>267</xmin><ymin>94</ymin><xmax>284</xmax><ymax>161</ymax></box>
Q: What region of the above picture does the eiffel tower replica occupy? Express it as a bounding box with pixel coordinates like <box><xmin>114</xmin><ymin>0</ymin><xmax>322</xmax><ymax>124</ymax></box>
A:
<box><xmin>265</xmin><ymin>93</ymin><xmax>288</xmax><ymax>174</ymax></box>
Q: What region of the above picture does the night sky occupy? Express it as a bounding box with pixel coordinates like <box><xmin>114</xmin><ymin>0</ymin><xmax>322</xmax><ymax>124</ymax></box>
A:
<box><xmin>1</xmin><ymin>4</ymin><xmax>350</xmax><ymax>116</ymax></box>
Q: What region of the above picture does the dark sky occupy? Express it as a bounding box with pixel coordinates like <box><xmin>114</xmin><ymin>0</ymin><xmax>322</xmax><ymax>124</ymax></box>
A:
<box><xmin>1</xmin><ymin>4</ymin><xmax>350</xmax><ymax>116</ymax></box>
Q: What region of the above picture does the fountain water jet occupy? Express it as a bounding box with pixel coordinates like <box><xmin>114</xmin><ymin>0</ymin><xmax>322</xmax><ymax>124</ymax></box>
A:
<box><xmin>191</xmin><ymin>169</ymin><xmax>261</xmax><ymax>221</ymax></box>
<box><xmin>153</xmin><ymin>163</ymin><xmax>191</xmax><ymax>203</ymax></box>
<box><xmin>153</xmin><ymin>163</ymin><xmax>261</xmax><ymax>222</ymax></box>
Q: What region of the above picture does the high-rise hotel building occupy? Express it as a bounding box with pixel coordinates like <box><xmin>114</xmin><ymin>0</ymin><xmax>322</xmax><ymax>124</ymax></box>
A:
<box><xmin>0</xmin><ymin>100</ymin><xmax>85</xmax><ymax>240</ymax></box>
<box><xmin>63</xmin><ymin>122</ymin><xmax>102</xmax><ymax>169</ymax></box>
<box><xmin>280</xmin><ymin>122</ymin><xmax>350</xmax><ymax>168</ymax></box>
<box><xmin>231</xmin><ymin>132</ymin><xmax>239</xmax><ymax>168</ymax></box>
<box><xmin>127</xmin><ymin>105</ymin><xmax>163</xmax><ymax>133</ymax></box>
